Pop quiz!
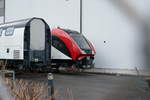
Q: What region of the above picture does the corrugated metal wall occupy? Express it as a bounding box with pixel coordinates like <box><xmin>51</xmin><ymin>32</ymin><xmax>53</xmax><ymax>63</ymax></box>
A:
<box><xmin>5</xmin><ymin>0</ymin><xmax>80</xmax><ymax>31</ymax></box>
<box><xmin>83</xmin><ymin>0</ymin><xmax>150</xmax><ymax>71</ymax></box>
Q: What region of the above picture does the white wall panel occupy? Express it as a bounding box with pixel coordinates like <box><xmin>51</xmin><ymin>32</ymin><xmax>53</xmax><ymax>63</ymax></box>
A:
<box><xmin>0</xmin><ymin>17</ymin><xmax>3</xmax><ymax>23</ymax></box>
<box><xmin>5</xmin><ymin>0</ymin><xmax>80</xmax><ymax>31</ymax></box>
<box><xmin>83</xmin><ymin>0</ymin><xmax>150</xmax><ymax>69</ymax></box>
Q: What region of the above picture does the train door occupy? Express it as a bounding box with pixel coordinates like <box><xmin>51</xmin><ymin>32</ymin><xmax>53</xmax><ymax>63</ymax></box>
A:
<box><xmin>29</xmin><ymin>19</ymin><xmax>46</xmax><ymax>66</ymax></box>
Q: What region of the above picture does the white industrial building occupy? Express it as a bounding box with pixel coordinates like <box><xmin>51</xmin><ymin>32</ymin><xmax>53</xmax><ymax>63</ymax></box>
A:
<box><xmin>1</xmin><ymin>0</ymin><xmax>150</xmax><ymax>75</ymax></box>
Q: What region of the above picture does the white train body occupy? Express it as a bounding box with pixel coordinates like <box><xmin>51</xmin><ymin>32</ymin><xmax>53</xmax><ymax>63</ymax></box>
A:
<box><xmin>0</xmin><ymin>27</ymin><xmax>24</xmax><ymax>60</ymax></box>
<box><xmin>0</xmin><ymin>18</ymin><xmax>51</xmax><ymax>69</ymax></box>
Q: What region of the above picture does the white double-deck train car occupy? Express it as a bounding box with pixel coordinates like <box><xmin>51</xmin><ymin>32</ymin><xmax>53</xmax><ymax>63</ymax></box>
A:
<box><xmin>0</xmin><ymin>18</ymin><xmax>51</xmax><ymax>70</ymax></box>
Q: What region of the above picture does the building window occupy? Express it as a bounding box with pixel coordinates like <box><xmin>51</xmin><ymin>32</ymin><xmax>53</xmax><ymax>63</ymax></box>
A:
<box><xmin>52</xmin><ymin>35</ymin><xmax>71</xmax><ymax>57</ymax></box>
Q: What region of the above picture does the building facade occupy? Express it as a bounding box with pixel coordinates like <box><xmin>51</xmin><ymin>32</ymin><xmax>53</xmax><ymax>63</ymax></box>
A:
<box><xmin>1</xmin><ymin>0</ymin><xmax>150</xmax><ymax>75</ymax></box>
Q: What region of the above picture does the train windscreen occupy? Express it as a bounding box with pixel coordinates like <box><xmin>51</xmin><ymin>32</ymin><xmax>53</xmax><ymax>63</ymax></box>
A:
<box><xmin>70</xmin><ymin>33</ymin><xmax>91</xmax><ymax>50</ymax></box>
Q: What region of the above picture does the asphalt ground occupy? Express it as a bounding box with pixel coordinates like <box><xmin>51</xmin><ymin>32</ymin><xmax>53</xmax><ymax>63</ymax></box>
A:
<box><xmin>16</xmin><ymin>72</ymin><xmax>150</xmax><ymax>100</ymax></box>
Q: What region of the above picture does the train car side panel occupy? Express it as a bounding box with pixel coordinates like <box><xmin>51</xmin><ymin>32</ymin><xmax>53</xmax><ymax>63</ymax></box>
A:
<box><xmin>0</xmin><ymin>27</ymin><xmax>24</xmax><ymax>60</ymax></box>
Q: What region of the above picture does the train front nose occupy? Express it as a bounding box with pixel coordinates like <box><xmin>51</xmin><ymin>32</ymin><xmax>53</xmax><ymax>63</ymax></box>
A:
<box><xmin>82</xmin><ymin>49</ymin><xmax>92</xmax><ymax>54</ymax></box>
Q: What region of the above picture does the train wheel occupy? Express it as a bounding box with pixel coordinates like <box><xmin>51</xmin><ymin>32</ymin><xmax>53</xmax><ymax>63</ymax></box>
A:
<box><xmin>65</xmin><ymin>64</ymin><xmax>80</xmax><ymax>72</ymax></box>
<box><xmin>17</xmin><ymin>64</ymin><xmax>24</xmax><ymax>70</ymax></box>
<box><xmin>54</xmin><ymin>66</ymin><xmax>60</xmax><ymax>73</ymax></box>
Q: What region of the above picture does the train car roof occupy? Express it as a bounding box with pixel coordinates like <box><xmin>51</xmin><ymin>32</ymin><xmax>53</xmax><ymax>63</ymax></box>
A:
<box><xmin>59</xmin><ymin>28</ymin><xmax>80</xmax><ymax>35</ymax></box>
<box><xmin>0</xmin><ymin>17</ymin><xmax>44</xmax><ymax>29</ymax></box>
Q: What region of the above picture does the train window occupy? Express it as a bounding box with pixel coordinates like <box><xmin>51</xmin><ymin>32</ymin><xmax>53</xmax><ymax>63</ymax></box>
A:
<box><xmin>71</xmin><ymin>34</ymin><xmax>91</xmax><ymax>50</ymax></box>
<box><xmin>62</xmin><ymin>29</ymin><xmax>91</xmax><ymax>50</ymax></box>
<box><xmin>0</xmin><ymin>29</ymin><xmax>3</xmax><ymax>36</ymax></box>
<box><xmin>52</xmin><ymin>35</ymin><xmax>71</xmax><ymax>57</ymax></box>
<box><xmin>5</xmin><ymin>27</ymin><xmax>14</xmax><ymax>36</ymax></box>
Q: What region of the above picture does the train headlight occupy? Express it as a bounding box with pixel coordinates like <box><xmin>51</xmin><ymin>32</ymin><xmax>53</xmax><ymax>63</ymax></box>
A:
<box><xmin>87</xmin><ymin>57</ymin><xmax>90</xmax><ymax>60</ymax></box>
